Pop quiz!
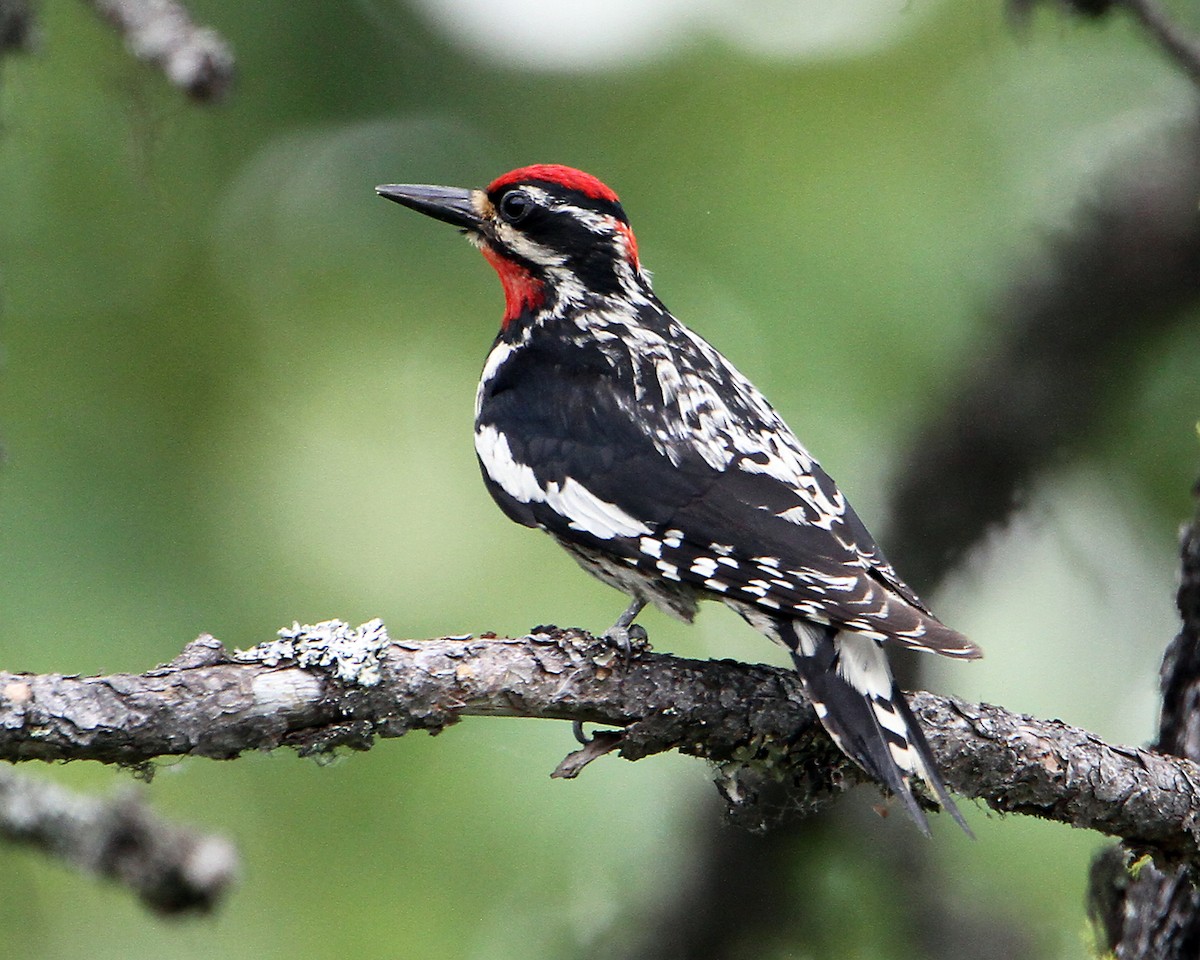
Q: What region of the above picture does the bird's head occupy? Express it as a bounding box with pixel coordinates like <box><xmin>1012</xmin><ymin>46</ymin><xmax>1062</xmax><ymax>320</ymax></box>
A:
<box><xmin>376</xmin><ymin>164</ymin><xmax>646</xmax><ymax>326</ymax></box>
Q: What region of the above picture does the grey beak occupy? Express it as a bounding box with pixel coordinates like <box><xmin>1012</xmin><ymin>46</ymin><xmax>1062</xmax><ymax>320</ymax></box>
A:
<box><xmin>375</xmin><ymin>183</ymin><xmax>482</xmax><ymax>230</ymax></box>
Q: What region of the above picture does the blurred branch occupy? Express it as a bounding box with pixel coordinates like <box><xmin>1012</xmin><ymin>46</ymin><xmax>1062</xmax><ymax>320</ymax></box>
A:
<box><xmin>626</xmin><ymin>95</ymin><xmax>1200</xmax><ymax>959</ymax></box>
<box><xmin>890</xmin><ymin>125</ymin><xmax>1200</xmax><ymax>590</ymax></box>
<box><xmin>1123</xmin><ymin>0</ymin><xmax>1200</xmax><ymax>86</ymax></box>
<box><xmin>82</xmin><ymin>0</ymin><xmax>234</xmax><ymax>101</ymax></box>
<box><xmin>0</xmin><ymin>765</ymin><xmax>237</xmax><ymax>914</ymax></box>
<box><xmin>878</xmin><ymin>66</ymin><xmax>1200</xmax><ymax>957</ymax></box>
<box><xmin>819</xmin><ymin>116</ymin><xmax>1200</xmax><ymax>960</ymax></box>
<box><xmin>3</xmin><ymin>620</ymin><xmax>1200</xmax><ymax>865</ymax></box>
<box><xmin>1012</xmin><ymin>0</ymin><xmax>1200</xmax><ymax>87</ymax></box>
<box><xmin>0</xmin><ymin>0</ymin><xmax>35</xmax><ymax>54</ymax></box>
<box><xmin>613</xmin><ymin>114</ymin><xmax>1200</xmax><ymax>951</ymax></box>
<box><xmin>0</xmin><ymin>0</ymin><xmax>234</xmax><ymax>98</ymax></box>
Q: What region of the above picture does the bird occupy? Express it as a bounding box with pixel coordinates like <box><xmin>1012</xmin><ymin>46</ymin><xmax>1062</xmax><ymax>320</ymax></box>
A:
<box><xmin>376</xmin><ymin>164</ymin><xmax>981</xmax><ymax>834</ymax></box>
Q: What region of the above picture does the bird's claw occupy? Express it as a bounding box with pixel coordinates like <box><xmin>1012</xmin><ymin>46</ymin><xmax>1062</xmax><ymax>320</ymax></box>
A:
<box><xmin>602</xmin><ymin>621</ymin><xmax>648</xmax><ymax>656</ymax></box>
<box><xmin>602</xmin><ymin>598</ymin><xmax>648</xmax><ymax>657</ymax></box>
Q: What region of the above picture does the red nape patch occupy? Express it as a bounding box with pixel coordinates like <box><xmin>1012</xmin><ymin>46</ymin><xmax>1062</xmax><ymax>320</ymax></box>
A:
<box><xmin>613</xmin><ymin>220</ymin><xmax>640</xmax><ymax>270</ymax></box>
<box><xmin>487</xmin><ymin>164</ymin><xmax>620</xmax><ymax>204</ymax></box>
<box><xmin>481</xmin><ymin>245</ymin><xmax>545</xmax><ymax>326</ymax></box>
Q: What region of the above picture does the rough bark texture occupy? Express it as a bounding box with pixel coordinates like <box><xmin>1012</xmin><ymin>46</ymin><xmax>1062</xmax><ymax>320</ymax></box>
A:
<box><xmin>1090</xmin><ymin>487</ymin><xmax>1200</xmax><ymax>958</ymax></box>
<box><xmin>3</xmin><ymin>620</ymin><xmax>1200</xmax><ymax>864</ymax></box>
<box><xmin>0</xmin><ymin>0</ymin><xmax>1195</xmax><ymax>935</ymax></box>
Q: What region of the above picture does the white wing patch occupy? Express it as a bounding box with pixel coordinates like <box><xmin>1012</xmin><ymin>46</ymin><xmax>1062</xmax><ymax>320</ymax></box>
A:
<box><xmin>777</xmin><ymin>504</ymin><xmax>835</xmax><ymax>531</ymax></box>
<box><xmin>639</xmin><ymin>536</ymin><xmax>663</xmax><ymax>558</ymax></box>
<box><xmin>689</xmin><ymin>556</ymin><xmax>718</xmax><ymax>577</ymax></box>
<box><xmin>475</xmin><ymin>423</ymin><xmax>545</xmax><ymax>504</ymax></box>
<box><xmin>655</xmin><ymin>358</ymin><xmax>682</xmax><ymax>405</ymax></box>
<box><xmin>476</xmin><ymin>337</ymin><xmax>522</xmax><ymax>417</ymax></box>
<box><xmin>553</xmin><ymin>476</ymin><xmax>652</xmax><ymax>539</ymax></box>
<box><xmin>475</xmin><ymin>424</ymin><xmax>650</xmax><ymax>540</ymax></box>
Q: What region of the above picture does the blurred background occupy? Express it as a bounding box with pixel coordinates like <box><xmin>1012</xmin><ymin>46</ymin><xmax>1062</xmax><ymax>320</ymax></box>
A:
<box><xmin>2</xmin><ymin>1</ymin><xmax>1199</xmax><ymax>957</ymax></box>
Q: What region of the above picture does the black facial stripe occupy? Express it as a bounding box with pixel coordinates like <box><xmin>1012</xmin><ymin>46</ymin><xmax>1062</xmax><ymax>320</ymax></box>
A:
<box><xmin>489</xmin><ymin>198</ymin><xmax>630</xmax><ymax>296</ymax></box>
<box><xmin>490</xmin><ymin>181</ymin><xmax>629</xmax><ymax>225</ymax></box>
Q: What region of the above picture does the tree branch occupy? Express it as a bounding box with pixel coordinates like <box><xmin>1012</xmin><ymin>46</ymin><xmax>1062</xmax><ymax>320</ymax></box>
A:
<box><xmin>0</xmin><ymin>765</ymin><xmax>237</xmax><ymax>914</ymax></box>
<box><xmin>3</xmin><ymin>619</ymin><xmax>1199</xmax><ymax>864</ymax></box>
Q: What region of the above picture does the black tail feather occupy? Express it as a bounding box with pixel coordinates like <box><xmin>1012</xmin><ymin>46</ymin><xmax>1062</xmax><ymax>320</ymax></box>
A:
<box><xmin>784</xmin><ymin>621</ymin><xmax>971</xmax><ymax>837</ymax></box>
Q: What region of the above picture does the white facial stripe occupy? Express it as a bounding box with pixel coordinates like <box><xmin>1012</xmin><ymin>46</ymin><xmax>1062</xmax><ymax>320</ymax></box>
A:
<box><xmin>520</xmin><ymin>185</ymin><xmax>553</xmax><ymax>205</ymax></box>
<box><xmin>470</xmin><ymin>189</ymin><xmax>495</xmax><ymax>219</ymax></box>
<box><xmin>493</xmin><ymin>221</ymin><xmax>566</xmax><ymax>268</ymax></box>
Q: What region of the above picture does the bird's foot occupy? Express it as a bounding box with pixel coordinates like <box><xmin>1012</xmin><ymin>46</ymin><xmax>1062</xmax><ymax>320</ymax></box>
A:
<box><xmin>602</xmin><ymin>620</ymin><xmax>648</xmax><ymax>655</ymax></box>
<box><xmin>602</xmin><ymin>598</ymin><xmax>649</xmax><ymax>657</ymax></box>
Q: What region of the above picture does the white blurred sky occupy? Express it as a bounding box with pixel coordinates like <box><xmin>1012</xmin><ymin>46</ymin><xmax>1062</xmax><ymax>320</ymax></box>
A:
<box><xmin>388</xmin><ymin>0</ymin><xmax>945</xmax><ymax>70</ymax></box>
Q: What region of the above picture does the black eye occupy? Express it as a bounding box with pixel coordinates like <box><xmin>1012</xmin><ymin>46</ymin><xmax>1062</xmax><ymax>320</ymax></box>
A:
<box><xmin>498</xmin><ymin>190</ymin><xmax>535</xmax><ymax>224</ymax></box>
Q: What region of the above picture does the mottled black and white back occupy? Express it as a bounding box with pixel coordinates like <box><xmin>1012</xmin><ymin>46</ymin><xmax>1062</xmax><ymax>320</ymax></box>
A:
<box><xmin>377</xmin><ymin>164</ymin><xmax>982</xmax><ymax>834</ymax></box>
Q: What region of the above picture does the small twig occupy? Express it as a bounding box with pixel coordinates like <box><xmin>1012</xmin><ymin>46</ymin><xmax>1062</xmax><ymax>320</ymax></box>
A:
<box><xmin>0</xmin><ymin>766</ymin><xmax>237</xmax><ymax>914</ymax></box>
<box><xmin>552</xmin><ymin>730</ymin><xmax>623</xmax><ymax>779</ymax></box>
<box><xmin>82</xmin><ymin>0</ymin><xmax>234</xmax><ymax>101</ymax></box>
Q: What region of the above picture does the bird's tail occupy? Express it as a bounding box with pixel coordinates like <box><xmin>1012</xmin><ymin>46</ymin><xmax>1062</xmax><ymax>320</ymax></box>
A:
<box><xmin>783</xmin><ymin>621</ymin><xmax>971</xmax><ymax>836</ymax></box>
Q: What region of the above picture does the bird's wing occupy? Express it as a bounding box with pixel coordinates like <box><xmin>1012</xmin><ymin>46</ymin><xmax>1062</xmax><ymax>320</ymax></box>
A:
<box><xmin>659</xmin><ymin>465</ymin><xmax>977</xmax><ymax>656</ymax></box>
<box><xmin>476</xmin><ymin>336</ymin><xmax>978</xmax><ymax>658</ymax></box>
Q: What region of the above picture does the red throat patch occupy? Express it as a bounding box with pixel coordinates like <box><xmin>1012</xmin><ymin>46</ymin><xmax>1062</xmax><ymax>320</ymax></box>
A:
<box><xmin>481</xmin><ymin>245</ymin><xmax>545</xmax><ymax>327</ymax></box>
